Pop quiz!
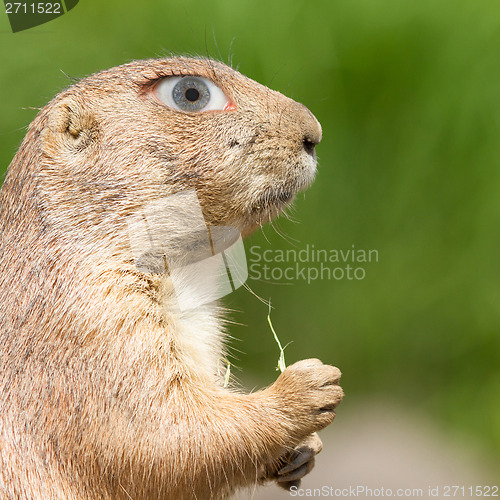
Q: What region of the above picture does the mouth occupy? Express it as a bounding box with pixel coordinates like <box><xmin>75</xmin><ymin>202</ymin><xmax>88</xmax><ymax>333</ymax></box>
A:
<box><xmin>251</xmin><ymin>188</ymin><xmax>294</xmax><ymax>215</ymax></box>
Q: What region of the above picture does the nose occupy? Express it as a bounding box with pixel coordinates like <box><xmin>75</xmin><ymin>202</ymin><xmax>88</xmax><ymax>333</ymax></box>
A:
<box><xmin>293</xmin><ymin>102</ymin><xmax>322</xmax><ymax>157</ymax></box>
<box><xmin>303</xmin><ymin>135</ymin><xmax>318</xmax><ymax>156</ymax></box>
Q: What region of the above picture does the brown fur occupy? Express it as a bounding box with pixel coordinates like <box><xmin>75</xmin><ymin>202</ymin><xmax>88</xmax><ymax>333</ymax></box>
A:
<box><xmin>0</xmin><ymin>57</ymin><xmax>343</xmax><ymax>499</ymax></box>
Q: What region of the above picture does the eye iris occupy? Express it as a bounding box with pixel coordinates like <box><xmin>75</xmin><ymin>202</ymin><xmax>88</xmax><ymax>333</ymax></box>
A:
<box><xmin>185</xmin><ymin>88</ymin><xmax>200</xmax><ymax>102</ymax></box>
<box><xmin>172</xmin><ymin>77</ymin><xmax>210</xmax><ymax>111</ymax></box>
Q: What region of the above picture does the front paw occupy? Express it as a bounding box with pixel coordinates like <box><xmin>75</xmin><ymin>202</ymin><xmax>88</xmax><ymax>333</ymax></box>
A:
<box><xmin>275</xmin><ymin>432</ymin><xmax>323</xmax><ymax>490</ymax></box>
<box><xmin>274</xmin><ymin>358</ymin><xmax>344</xmax><ymax>435</ymax></box>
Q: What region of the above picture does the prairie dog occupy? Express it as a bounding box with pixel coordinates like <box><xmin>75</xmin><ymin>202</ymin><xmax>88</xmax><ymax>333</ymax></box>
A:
<box><xmin>0</xmin><ymin>57</ymin><xmax>343</xmax><ymax>499</ymax></box>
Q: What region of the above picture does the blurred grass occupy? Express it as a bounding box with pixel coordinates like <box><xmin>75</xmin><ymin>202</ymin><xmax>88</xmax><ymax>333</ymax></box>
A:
<box><xmin>1</xmin><ymin>0</ymin><xmax>499</xmax><ymax>464</ymax></box>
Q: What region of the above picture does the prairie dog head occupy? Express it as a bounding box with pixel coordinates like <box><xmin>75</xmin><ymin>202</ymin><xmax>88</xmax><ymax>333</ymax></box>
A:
<box><xmin>37</xmin><ymin>57</ymin><xmax>321</xmax><ymax>240</ymax></box>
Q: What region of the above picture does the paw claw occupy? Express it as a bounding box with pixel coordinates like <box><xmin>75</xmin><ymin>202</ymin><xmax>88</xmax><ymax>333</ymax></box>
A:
<box><xmin>274</xmin><ymin>433</ymin><xmax>322</xmax><ymax>486</ymax></box>
<box><xmin>278</xmin><ymin>479</ymin><xmax>301</xmax><ymax>491</ymax></box>
<box><xmin>277</xmin><ymin>458</ymin><xmax>315</xmax><ymax>482</ymax></box>
<box><xmin>278</xmin><ymin>445</ymin><xmax>317</xmax><ymax>476</ymax></box>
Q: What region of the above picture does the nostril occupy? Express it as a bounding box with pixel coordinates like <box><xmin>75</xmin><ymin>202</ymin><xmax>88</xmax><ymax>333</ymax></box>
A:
<box><xmin>303</xmin><ymin>137</ymin><xmax>316</xmax><ymax>157</ymax></box>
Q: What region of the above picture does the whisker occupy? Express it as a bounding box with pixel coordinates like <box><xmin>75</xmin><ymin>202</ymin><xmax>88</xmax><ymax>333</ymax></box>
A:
<box><xmin>211</xmin><ymin>26</ymin><xmax>223</xmax><ymax>62</ymax></box>
<box><xmin>270</xmin><ymin>218</ymin><xmax>298</xmax><ymax>247</ymax></box>
<box><xmin>242</xmin><ymin>281</ymin><xmax>270</xmax><ymax>307</ymax></box>
<box><xmin>227</xmin><ymin>36</ymin><xmax>237</xmax><ymax>68</ymax></box>
<box><xmin>259</xmin><ymin>221</ymin><xmax>271</xmax><ymax>245</ymax></box>
<box><xmin>281</xmin><ymin>207</ymin><xmax>300</xmax><ymax>224</ymax></box>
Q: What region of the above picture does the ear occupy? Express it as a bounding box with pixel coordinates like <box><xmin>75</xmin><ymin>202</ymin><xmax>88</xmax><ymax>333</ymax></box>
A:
<box><xmin>41</xmin><ymin>96</ymin><xmax>98</xmax><ymax>154</ymax></box>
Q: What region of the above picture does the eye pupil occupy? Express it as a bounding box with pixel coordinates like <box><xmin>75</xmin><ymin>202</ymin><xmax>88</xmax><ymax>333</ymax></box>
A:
<box><xmin>185</xmin><ymin>88</ymin><xmax>200</xmax><ymax>102</ymax></box>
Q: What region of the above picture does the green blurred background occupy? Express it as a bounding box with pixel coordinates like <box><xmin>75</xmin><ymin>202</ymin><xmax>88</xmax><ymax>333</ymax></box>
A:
<box><xmin>1</xmin><ymin>0</ymin><xmax>499</xmax><ymax>469</ymax></box>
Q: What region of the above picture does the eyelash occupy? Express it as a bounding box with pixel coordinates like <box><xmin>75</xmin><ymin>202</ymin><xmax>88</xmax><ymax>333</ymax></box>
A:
<box><xmin>140</xmin><ymin>71</ymin><xmax>219</xmax><ymax>94</ymax></box>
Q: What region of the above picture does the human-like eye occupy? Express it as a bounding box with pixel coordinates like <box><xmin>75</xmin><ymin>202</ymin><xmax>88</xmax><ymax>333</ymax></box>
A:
<box><xmin>154</xmin><ymin>76</ymin><xmax>233</xmax><ymax>112</ymax></box>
